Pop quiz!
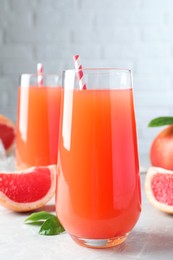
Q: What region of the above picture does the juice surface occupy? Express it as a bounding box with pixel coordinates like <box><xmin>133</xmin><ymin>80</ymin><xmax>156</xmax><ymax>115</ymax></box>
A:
<box><xmin>16</xmin><ymin>85</ymin><xmax>61</xmax><ymax>169</ymax></box>
<box><xmin>56</xmin><ymin>88</ymin><xmax>141</xmax><ymax>239</ymax></box>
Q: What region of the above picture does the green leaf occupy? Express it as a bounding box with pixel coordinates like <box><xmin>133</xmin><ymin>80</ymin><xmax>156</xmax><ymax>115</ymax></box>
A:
<box><xmin>24</xmin><ymin>211</ymin><xmax>55</xmax><ymax>225</ymax></box>
<box><xmin>39</xmin><ymin>216</ymin><xmax>65</xmax><ymax>236</ymax></box>
<box><xmin>148</xmin><ymin>117</ymin><xmax>173</xmax><ymax>127</ymax></box>
<box><xmin>24</xmin><ymin>211</ymin><xmax>65</xmax><ymax>236</ymax></box>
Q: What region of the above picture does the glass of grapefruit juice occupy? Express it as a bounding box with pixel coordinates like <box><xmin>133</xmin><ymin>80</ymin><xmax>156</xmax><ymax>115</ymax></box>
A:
<box><xmin>16</xmin><ymin>74</ymin><xmax>61</xmax><ymax>170</ymax></box>
<box><xmin>56</xmin><ymin>68</ymin><xmax>141</xmax><ymax>248</ymax></box>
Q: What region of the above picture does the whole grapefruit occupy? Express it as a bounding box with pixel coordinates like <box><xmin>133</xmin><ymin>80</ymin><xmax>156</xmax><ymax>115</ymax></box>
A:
<box><xmin>150</xmin><ymin>125</ymin><xmax>173</xmax><ymax>170</ymax></box>
<box><xmin>145</xmin><ymin>166</ymin><xmax>173</xmax><ymax>214</ymax></box>
<box><xmin>0</xmin><ymin>165</ymin><xmax>56</xmax><ymax>212</ymax></box>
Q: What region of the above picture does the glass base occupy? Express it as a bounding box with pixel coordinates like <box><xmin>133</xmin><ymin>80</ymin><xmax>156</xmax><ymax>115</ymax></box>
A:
<box><xmin>71</xmin><ymin>233</ymin><xmax>128</xmax><ymax>249</ymax></box>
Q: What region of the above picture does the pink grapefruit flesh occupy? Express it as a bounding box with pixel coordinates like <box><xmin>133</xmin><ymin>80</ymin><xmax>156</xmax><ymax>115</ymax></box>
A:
<box><xmin>0</xmin><ymin>165</ymin><xmax>56</xmax><ymax>212</ymax></box>
<box><xmin>151</xmin><ymin>173</ymin><xmax>173</xmax><ymax>205</ymax></box>
<box><xmin>145</xmin><ymin>166</ymin><xmax>173</xmax><ymax>214</ymax></box>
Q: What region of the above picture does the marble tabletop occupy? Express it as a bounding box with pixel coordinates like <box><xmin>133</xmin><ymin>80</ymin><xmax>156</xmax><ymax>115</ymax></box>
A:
<box><xmin>0</xmin><ymin>174</ymin><xmax>173</xmax><ymax>260</ymax></box>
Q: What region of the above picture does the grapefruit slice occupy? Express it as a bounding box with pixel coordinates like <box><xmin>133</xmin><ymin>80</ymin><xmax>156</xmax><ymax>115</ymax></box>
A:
<box><xmin>0</xmin><ymin>165</ymin><xmax>56</xmax><ymax>212</ymax></box>
<box><xmin>145</xmin><ymin>166</ymin><xmax>173</xmax><ymax>214</ymax></box>
<box><xmin>0</xmin><ymin>114</ymin><xmax>15</xmax><ymax>154</ymax></box>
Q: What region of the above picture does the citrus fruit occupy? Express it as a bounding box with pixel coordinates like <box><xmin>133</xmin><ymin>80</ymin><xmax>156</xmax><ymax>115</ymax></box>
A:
<box><xmin>0</xmin><ymin>114</ymin><xmax>15</xmax><ymax>154</ymax></box>
<box><xmin>145</xmin><ymin>166</ymin><xmax>173</xmax><ymax>214</ymax></box>
<box><xmin>0</xmin><ymin>165</ymin><xmax>56</xmax><ymax>212</ymax></box>
<box><xmin>150</xmin><ymin>125</ymin><xmax>173</xmax><ymax>170</ymax></box>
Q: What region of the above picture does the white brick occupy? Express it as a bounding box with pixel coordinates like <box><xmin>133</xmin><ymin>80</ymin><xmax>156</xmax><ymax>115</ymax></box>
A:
<box><xmin>71</xmin><ymin>27</ymin><xmax>94</xmax><ymax>43</ymax></box>
<box><xmin>34</xmin><ymin>0</ymin><xmax>74</xmax><ymax>11</ymax></box>
<box><xmin>5</xmin><ymin>12</ymin><xmax>33</xmax><ymax>28</ymax></box>
<box><xmin>72</xmin><ymin>26</ymin><xmax>140</xmax><ymax>44</ymax></box>
<box><xmin>0</xmin><ymin>62</ymin><xmax>3</xmax><ymax>76</ymax></box>
<box><xmin>34</xmin><ymin>11</ymin><xmax>62</xmax><ymax>28</ymax></box>
<box><xmin>133</xmin><ymin>76</ymin><xmax>173</xmax><ymax>91</ymax></box>
<box><xmin>135</xmin><ymin>107</ymin><xmax>170</xmax><ymax>124</ymax></box>
<box><xmin>140</xmin><ymin>0</ymin><xmax>173</xmax><ymax>10</ymax></box>
<box><xmin>95</xmin><ymin>10</ymin><xmax>164</xmax><ymax>27</ymax></box>
<box><xmin>0</xmin><ymin>45</ymin><xmax>33</xmax><ymax>59</ymax></box>
<box><xmin>35</xmin><ymin>45</ymin><xmax>66</xmax><ymax>60</ymax></box>
<box><xmin>2</xmin><ymin>59</ymin><xmax>36</xmax><ymax>75</ymax></box>
<box><xmin>0</xmin><ymin>1</ymin><xmax>10</xmax><ymax>13</ymax></box>
<box><xmin>35</xmin><ymin>43</ymin><xmax>101</xmax><ymax>62</ymax></box>
<box><xmin>9</xmin><ymin>0</ymin><xmax>65</xmax><ymax>13</ymax></box>
<box><xmin>138</xmin><ymin>142</ymin><xmax>151</xmax><ymax>162</ymax></box>
<box><xmin>135</xmin><ymin>91</ymin><xmax>173</xmax><ymax>108</ymax></box>
<box><xmin>80</xmin><ymin>0</ymin><xmax>140</xmax><ymax>9</ymax></box>
<box><xmin>33</xmin><ymin>60</ymin><xmax>66</xmax><ymax>74</ymax></box>
<box><xmin>7</xmin><ymin>59</ymin><xmax>65</xmax><ymax>75</ymax></box>
<box><xmin>0</xmin><ymin>2</ymin><xmax>9</xmax><ymax>29</ymax></box>
<box><xmin>9</xmin><ymin>0</ymin><xmax>38</xmax><ymax>11</ymax></box>
<box><xmin>9</xmin><ymin>0</ymin><xmax>75</xmax><ymax>15</ymax></box>
<box><xmin>0</xmin><ymin>32</ymin><xmax>3</xmax><ymax>44</ymax></box>
<box><xmin>164</xmin><ymin>10</ymin><xmax>173</xmax><ymax>24</ymax></box>
<box><xmin>135</xmin><ymin>58</ymin><xmax>173</xmax><ymax>75</ymax></box>
<box><xmin>0</xmin><ymin>77</ymin><xmax>18</xmax><ymax>122</ymax></box>
<box><xmin>69</xmin><ymin>44</ymin><xmax>102</xmax><ymax>60</ymax></box>
<box><xmin>34</xmin><ymin>8</ymin><xmax>94</xmax><ymax>29</ymax></box>
<box><xmin>0</xmin><ymin>106</ymin><xmax>17</xmax><ymax>123</ymax></box>
<box><xmin>82</xmin><ymin>58</ymin><xmax>134</xmax><ymax>70</ymax></box>
<box><xmin>136</xmin><ymin>115</ymin><xmax>170</xmax><ymax>142</ymax></box>
<box><xmin>138</xmin><ymin>140</ymin><xmax>151</xmax><ymax>154</ymax></box>
<box><xmin>5</xmin><ymin>25</ymin><xmax>71</xmax><ymax>44</ymax></box>
<box><xmin>139</xmin><ymin>155</ymin><xmax>150</xmax><ymax>170</ymax></box>
<box><xmin>135</xmin><ymin>60</ymin><xmax>163</xmax><ymax>75</ymax></box>
<box><xmin>142</xmin><ymin>26</ymin><xmax>173</xmax><ymax>42</ymax></box>
<box><xmin>103</xmin><ymin>42</ymin><xmax>171</xmax><ymax>60</ymax></box>
<box><xmin>0</xmin><ymin>78</ymin><xmax>11</xmax><ymax>107</ymax></box>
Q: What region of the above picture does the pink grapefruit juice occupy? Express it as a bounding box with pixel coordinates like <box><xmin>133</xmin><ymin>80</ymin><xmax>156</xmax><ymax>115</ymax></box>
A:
<box><xmin>56</xmin><ymin>88</ymin><xmax>141</xmax><ymax>239</ymax></box>
<box><xmin>16</xmin><ymin>85</ymin><xmax>61</xmax><ymax>170</ymax></box>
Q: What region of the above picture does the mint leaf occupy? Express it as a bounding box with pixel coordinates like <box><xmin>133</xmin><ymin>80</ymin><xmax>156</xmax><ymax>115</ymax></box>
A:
<box><xmin>39</xmin><ymin>216</ymin><xmax>65</xmax><ymax>235</ymax></box>
<box><xmin>24</xmin><ymin>211</ymin><xmax>55</xmax><ymax>225</ymax></box>
<box><xmin>24</xmin><ymin>211</ymin><xmax>65</xmax><ymax>236</ymax></box>
<box><xmin>148</xmin><ymin>117</ymin><xmax>173</xmax><ymax>127</ymax></box>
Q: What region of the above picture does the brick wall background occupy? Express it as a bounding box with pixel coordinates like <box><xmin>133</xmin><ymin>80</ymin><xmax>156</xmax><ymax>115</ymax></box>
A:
<box><xmin>0</xmin><ymin>0</ymin><xmax>173</xmax><ymax>168</ymax></box>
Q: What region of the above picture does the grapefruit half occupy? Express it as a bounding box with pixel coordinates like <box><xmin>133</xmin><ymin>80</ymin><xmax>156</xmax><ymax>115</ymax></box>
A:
<box><xmin>0</xmin><ymin>114</ymin><xmax>15</xmax><ymax>154</ymax></box>
<box><xmin>145</xmin><ymin>166</ymin><xmax>173</xmax><ymax>214</ymax></box>
<box><xmin>0</xmin><ymin>165</ymin><xmax>56</xmax><ymax>212</ymax></box>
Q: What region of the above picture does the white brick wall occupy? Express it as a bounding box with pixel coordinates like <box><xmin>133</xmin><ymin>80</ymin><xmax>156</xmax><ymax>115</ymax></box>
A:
<box><xmin>0</xmin><ymin>0</ymin><xmax>173</xmax><ymax>168</ymax></box>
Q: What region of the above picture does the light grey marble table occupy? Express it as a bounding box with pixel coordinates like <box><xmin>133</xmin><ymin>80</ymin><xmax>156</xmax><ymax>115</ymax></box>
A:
<box><xmin>0</xmin><ymin>174</ymin><xmax>173</xmax><ymax>260</ymax></box>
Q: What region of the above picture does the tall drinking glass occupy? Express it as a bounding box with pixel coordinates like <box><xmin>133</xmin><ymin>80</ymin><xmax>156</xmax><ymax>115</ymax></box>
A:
<box><xmin>16</xmin><ymin>74</ymin><xmax>61</xmax><ymax>170</ymax></box>
<box><xmin>56</xmin><ymin>68</ymin><xmax>141</xmax><ymax>248</ymax></box>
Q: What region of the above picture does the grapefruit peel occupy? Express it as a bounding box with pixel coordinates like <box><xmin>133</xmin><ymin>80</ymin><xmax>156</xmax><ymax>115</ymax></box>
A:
<box><xmin>0</xmin><ymin>165</ymin><xmax>56</xmax><ymax>212</ymax></box>
<box><xmin>0</xmin><ymin>114</ymin><xmax>15</xmax><ymax>155</ymax></box>
<box><xmin>145</xmin><ymin>166</ymin><xmax>173</xmax><ymax>214</ymax></box>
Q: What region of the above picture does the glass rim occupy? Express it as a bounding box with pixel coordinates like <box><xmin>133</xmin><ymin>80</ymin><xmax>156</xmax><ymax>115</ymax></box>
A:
<box><xmin>20</xmin><ymin>73</ymin><xmax>60</xmax><ymax>77</ymax></box>
<box><xmin>63</xmin><ymin>68</ymin><xmax>132</xmax><ymax>73</ymax></box>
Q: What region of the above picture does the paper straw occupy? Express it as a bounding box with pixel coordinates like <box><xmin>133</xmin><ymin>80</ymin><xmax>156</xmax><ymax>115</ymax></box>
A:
<box><xmin>73</xmin><ymin>55</ymin><xmax>87</xmax><ymax>90</ymax></box>
<box><xmin>37</xmin><ymin>63</ymin><xmax>43</xmax><ymax>86</ymax></box>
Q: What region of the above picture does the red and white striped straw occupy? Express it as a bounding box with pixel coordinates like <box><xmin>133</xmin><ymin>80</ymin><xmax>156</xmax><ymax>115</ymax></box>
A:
<box><xmin>73</xmin><ymin>55</ymin><xmax>87</xmax><ymax>90</ymax></box>
<box><xmin>37</xmin><ymin>63</ymin><xmax>44</xmax><ymax>86</ymax></box>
